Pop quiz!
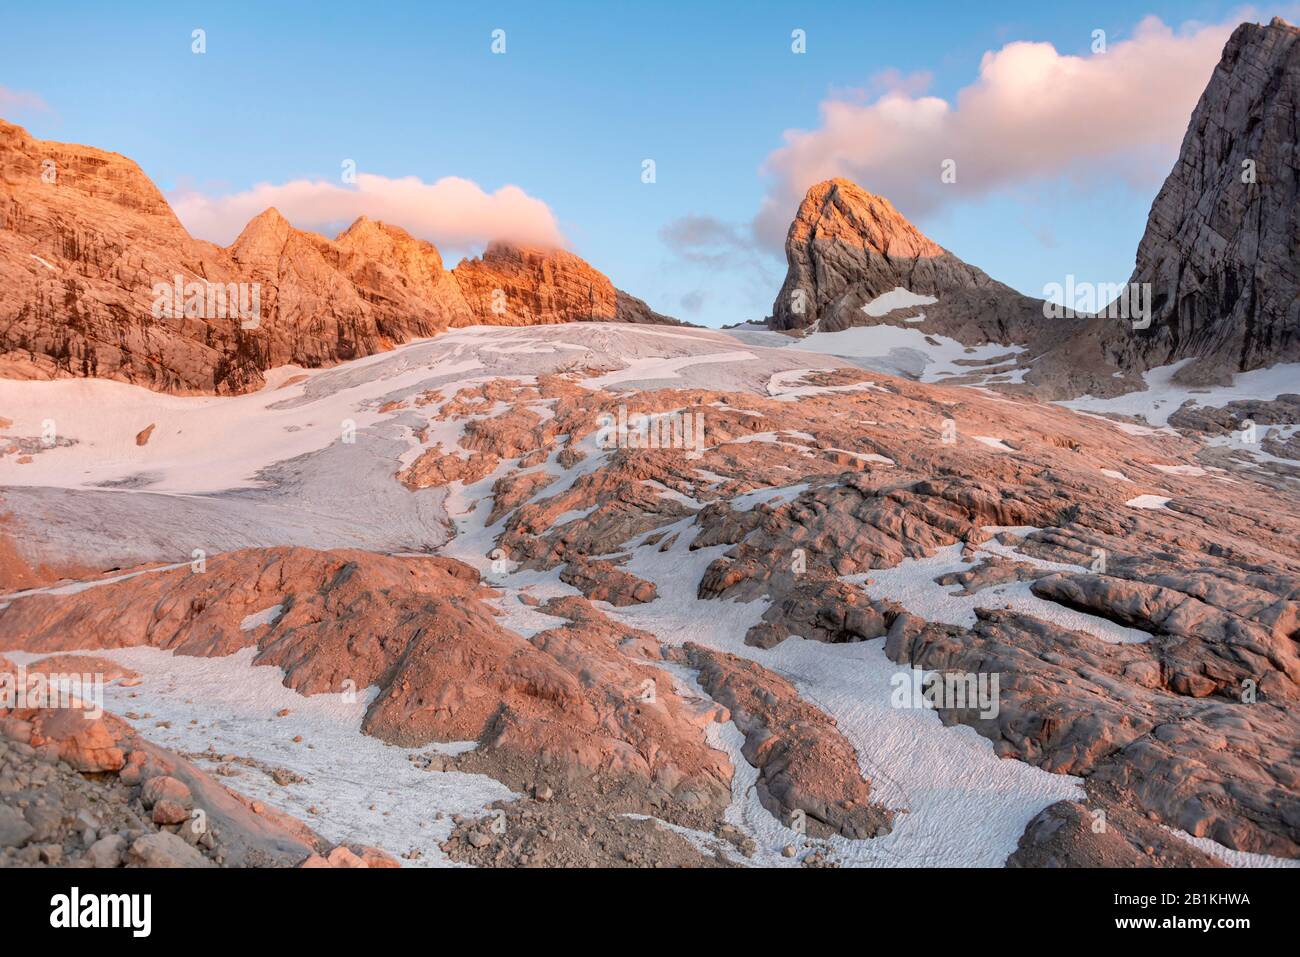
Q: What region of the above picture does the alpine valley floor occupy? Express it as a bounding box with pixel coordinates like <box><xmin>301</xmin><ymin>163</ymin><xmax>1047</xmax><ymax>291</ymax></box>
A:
<box><xmin>1</xmin><ymin>321</ymin><xmax>1297</xmax><ymax>868</ymax></box>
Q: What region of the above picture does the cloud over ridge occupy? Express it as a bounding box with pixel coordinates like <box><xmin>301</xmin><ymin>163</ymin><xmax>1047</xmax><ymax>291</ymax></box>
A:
<box><xmin>754</xmin><ymin>15</ymin><xmax>1239</xmax><ymax>247</ymax></box>
<box><xmin>171</xmin><ymin>172</ymin><xmax>566</xmax><ymax>251</ymax></box>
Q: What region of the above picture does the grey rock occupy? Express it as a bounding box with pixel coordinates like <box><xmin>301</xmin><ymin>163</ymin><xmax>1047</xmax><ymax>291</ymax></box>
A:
<box><xmin>85</xmin><ymin>833</ymin><xmax>127</xmax><ymax>868</ymax></box>
<box><xmin>1057</xmin><ymin>18</ymin><xmax>1300</xmax><ymax>387</ymax></box>
<box><xmin>23</xmin><ymin>803</ymin><xmax>64</xmax><ymax>843</ymax></box>
<box><xmin>128</xmin><ymin>831</ymin><xmax>212</xmax><ymax>868</ymax></box>
<box><xmin>0</xmin><ymin>805</ymin><xmax>34</xmax><ymax>848</ymax></box>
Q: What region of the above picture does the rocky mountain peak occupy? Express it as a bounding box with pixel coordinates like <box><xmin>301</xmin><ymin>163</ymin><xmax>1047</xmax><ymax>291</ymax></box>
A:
<box><xmin>1115</xmin><ymin>15</ymin><xmax>1300</xmax><ymax>381</ymax></box>
<box><xmin>0</xmin><ymin>121</ymin><xmax>677</xmax><ymax>394</ymax></box>
<box><xmin>769</xmin><ymin>177</ymin><xmax>1006</xmax><ymax>332</ymax></box>
<box><xmin>335</xmin><ymin>215</ymin><xmax>406</xmax><ymax>248</ymax></box>
<box><xmin>789</xmin><ymin>178</ymin><xmax>946</xmax><ymax>259</ymax></box>
<box><xmin>452</xmin><ymin>240</ymin><xmax>621</xmax><ymax>325</ymax></box>
<box><xmin>478</xmin><ymin>239</ymin><xmax>579</xmax><ymax>271</ymax></box>
<box><xmin>228</xmin><ymin>206</ymin><xmax>295</xmax><ymax>253</ymax></box>
<box><xmin>0</xmin><ymin>119</ymin><xmax>180</xmax><ymax>227</ymax></box>
<box><xmin>335</xmin><ymin>216</ymin><xmax>448</xmax><ymax>274</ymax></box>
<box><xmin>445</xmin><ymin>239</ymin><xmax>677</xmax><ymax>328</ymax></box>
<box><xmin>243</xmin><ymin>206</ymin><xmax>292</xmax><ymax>229</ymax></box>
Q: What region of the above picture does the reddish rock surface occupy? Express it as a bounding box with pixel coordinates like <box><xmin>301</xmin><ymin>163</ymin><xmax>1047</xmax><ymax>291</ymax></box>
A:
<box><xmin>1</xmin><ymin>706</ymin><xmax>127</xmax><ymax>773</ymax></box>
<box><xmin>673</xmin><ymin>642</ymin><xmax>892</xmax><ymax>840</ymax></box>
<box><xmin>3</xmin><ymin>21</ymin><xmax>1299</xmax><ymax>870</ymax></box>
<box><xmin>0</xmin><ymin>120</ymin><xmax>676</xmax><ymax>395</ymax></box>
<box><xmin>0</xmin><ymin>548</ymin><xmax>732</xmax><ymax>824</ymax></box>
<box><xmin>559</xmin><ymin>556</ymin><xmax>658</xmax><ymax>605</ymax></box>
<box><xmin>399</xmin><ymin>446</ymin><xmax>500</xmax><ymax>489</ymax></box>
<box><xmin>452</xmin><ymin>242</ymin><xmax>675</xmax><ymax>327</ymax></box>
<box><xmin>767</xmin><ymin>178</ymin><xmax>1035</xmax><ymax>339</ymax></box>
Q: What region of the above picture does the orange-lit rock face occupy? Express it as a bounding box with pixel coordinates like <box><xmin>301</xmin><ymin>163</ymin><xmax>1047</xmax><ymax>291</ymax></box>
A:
<box><xmin>769</xmin><ymin>177</ymin><xmax>1005</xmax><ymax>332</ymax></box>
<box><xmin>452</xmin><ymin>242</ymin><xmax>621</xmax><ymax>325</ymax></box>
<box><xmin>451</xmin><ymin>241</ymin><xmax>673</xmax><ymax>327</ymax></box>
<box><xmin>0</xmin><ymin>120</ymin><xmax>249</xmax><ymax>393</ymax></box>
<box><xmin>785</xmin><ymin>179</ymin><xmax>947</xmax><ymax>259</ymax></box>
<box><xmin>0</xmin><ymin>121</ymin><xmax>675</xmax><ymax>396</ymax></box>
<box><xmin>3</xmin><ymin>15</ymin><xmax>1300</xmax><ymax>870</ymax></box>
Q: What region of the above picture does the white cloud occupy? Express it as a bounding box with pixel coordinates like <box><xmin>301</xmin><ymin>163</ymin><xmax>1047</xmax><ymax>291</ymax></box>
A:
<box><xmin>0</xmin><ymin>87</ymin><xmax>50</xmax><ymax>114</ymax></box>
<box><xmin>754</xmin><ymin>15</ymin><xmax>1243</xmax><ymax>247</ymax></box>
<box><xmin>170</xmin><ymin>172</ymin><xmax>566</xmax><ymax>250</ymax></box>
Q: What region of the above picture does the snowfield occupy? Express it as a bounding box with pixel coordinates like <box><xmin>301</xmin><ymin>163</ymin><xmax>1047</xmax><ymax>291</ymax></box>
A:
<box><xmin>2</xmin><ymin>322</ymin><xmax>1292</xmax><ymax>869</ymax></box>
<box><xmin>1058</xmin><ymin>358</ymin><xmax>1300</xmax><ymax>427</ymax></box>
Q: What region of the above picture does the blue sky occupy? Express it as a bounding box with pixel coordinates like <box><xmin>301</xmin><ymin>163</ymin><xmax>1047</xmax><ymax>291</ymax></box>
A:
<box><xmin>1</xmin><ymin>1</ymin><xmax>1291</xmax><ymax>326</ymax></box>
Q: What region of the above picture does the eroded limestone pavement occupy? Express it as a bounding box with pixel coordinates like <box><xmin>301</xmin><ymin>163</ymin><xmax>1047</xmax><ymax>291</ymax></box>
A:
<box><xmin>1</xmin><ymin>357</ymin><xmax>1296</xmax><ymax>867</ymax></box>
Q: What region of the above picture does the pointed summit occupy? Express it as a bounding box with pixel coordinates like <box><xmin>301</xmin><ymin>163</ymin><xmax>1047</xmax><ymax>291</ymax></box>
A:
<box><xmin>769</xmin><ymin>178</ymin><xmax>1006</xmax><ymax>331</ymax></box>
<box><xmin>228</xmin><ymin>207</ymin><xmax>297</xmax><ymax>259</ymax></box>
<box><xmin>787</xmin><ymin>179</ymin><xmax>946</xmax><ymax>260</ymax></box>
<box><xmin>242</xmin><ymin>207</ymin><xmax>292</xmax><ymax>231</ymax></box>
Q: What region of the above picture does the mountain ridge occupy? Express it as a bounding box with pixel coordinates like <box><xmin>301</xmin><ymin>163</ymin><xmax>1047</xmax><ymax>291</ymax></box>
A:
<box><xmin>0</xmin><ymin>119</ymin><xmax>678</xmax><ymax>395</ymax></box>
<box><xmin>765</xmin><ymin>17</ymin><xmax>1300</xmax><ymax>400</ymax></box>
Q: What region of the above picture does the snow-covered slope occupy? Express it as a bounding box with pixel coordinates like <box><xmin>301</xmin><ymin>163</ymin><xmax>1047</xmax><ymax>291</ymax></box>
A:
<box><xmin>2</xmin><ymin>322</ymin><xmax>1297</xmax><ymax>869</ymax></box>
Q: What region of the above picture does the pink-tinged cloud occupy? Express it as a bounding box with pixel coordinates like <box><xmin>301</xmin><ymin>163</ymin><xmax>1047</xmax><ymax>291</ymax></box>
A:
<box><xmin>171</xmin><ymin>173</ymin><xmax>566</xmax><ymax>251</ymax></box>
<box><xmin>0</xmin><ymin>87</ymin><xmax>50</xmax><ymax>114</ymax></box>
<box><xmin>754</xmin><ymin>15</ymin><xmax>1240</xmax><ymax>248</ymax></box>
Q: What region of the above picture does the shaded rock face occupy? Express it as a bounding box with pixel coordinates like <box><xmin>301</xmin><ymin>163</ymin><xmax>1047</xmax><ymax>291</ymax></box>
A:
<box><xmin>1167</xmin><ymin>393</ymin><xmax>1300</xmax><ymax>433</ymax></box>
<box><xmin>1006</xmin><ymin>800</ymin><xmax>1222</xmax><ymax>868</ymax></box>
<box><xmin>767</xmin><ymin>178</ymin><xmax>1014</xmax><ymax>333</ymax></box>
<box><xmin>696</xmin><ymin>473</ymin><xmax>1075</xmax><ymax>607</ymax></box>
<box><xmin>884</xmin><ymin>604</ymin><xmax>1299</xmax><ymax>858</ymax></box>
<box><xmin>0</xmin><ymin>120</ymin><xmax>675</xmax><ymax>395</ymax></box>
<box><xmin>559</xmin><ymin>556</ymin><xmax>658</xmax><ymax>606</ymax></box>
<box><xmin>1113</xmin><ymin>18</ymin><xmax>1300</xmax><ymax>379</ymax></box>
<box><xmin>744</xmin><ymin>579</ymin><xmax>889</xmax><ymax>649</ymax></box>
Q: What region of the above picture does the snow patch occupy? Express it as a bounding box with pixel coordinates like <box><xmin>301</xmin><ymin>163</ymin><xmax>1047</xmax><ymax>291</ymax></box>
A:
<box><xmin>1164</xmin><ymin>828</ymin><xmax>1300</xmax><ymax>869</ymax></box>
<box><xmin>1059</xmin><ymin>358</ymin><xmax>1300</xmax><ymax>428</ymax></box>
<box><xmin>861</xmin><ymin>287</ymin><xmax>938</xmax><ymax>317</ymax></box>
<box><xmin>1126</xmin><ymin>494</ymin><xmax>1172</xmax><ymax>510</ymax></box>
<box><xmin>240</xmin><ymin>604</ymin><xmax>285</xmax><ymax>631</ymax></box>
